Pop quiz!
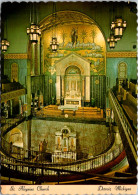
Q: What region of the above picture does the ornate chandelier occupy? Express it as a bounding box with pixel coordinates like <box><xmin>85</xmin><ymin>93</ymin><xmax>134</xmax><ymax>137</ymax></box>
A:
<box><xmin>1</xmin><ymin>39</ymin><xmax>9</xmax><ymax>52</ymax></box>
<box><xmin>107</xmin><ymin>34</ymin><xmax>117</xmax><ymax>49</ymax></box>
<box><xmin>111</xmin><ymin>17</ymin><xmax>127</xmax><ymax>39</ymax></box>
<box><xmin>50</xmin><ymin>3</ymin><xmax>59</xmax><ymax>52</ymax></box>
<box><xmin>2</xmin><ymin>16</ymin><xmax>10</xmax><ymax>53</ymax></box>
<box><xmin>27</xmin><ymin>23</ymin><xmax>41</xmax><ymax>43</ymax></box>
<box><xmin>50</xmin><ymin>37</ymin><xmax>59</xmax><ymax>52</ymax></box>
<box><xmin>27</xmin><ymin>3</ymin><xmax>41</xmax><ymax>43</ymax></box>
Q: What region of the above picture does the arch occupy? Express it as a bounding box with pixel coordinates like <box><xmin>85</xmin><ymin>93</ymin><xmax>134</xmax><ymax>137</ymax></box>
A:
<box><xmin>39</xmin><ymin>10</ymin><xmax>106</xmax><ymax>42</ymax></box>
<box><xmin>118</xmin><ymin>61</ymin><xmax>127</xmax><ymax>79</ymax></box>
<box><xmin>61</xmin><ymin>126</ymin><xmax>71</xmax><ymax>134</ymax></box>
<box><xmin>9</xmin><ymin>128</ymin><xmax>23</xmax><ymax>148</ymax></box>
<box><xmin>55</xmin><ymin>53</ymin><xmax>90</xmax><ymax>105</ymax></box>
<box><xmin>65</xmin><ymin>66</ymin><xmax>81</xmax><ymax>75</ymax></box>
<box><xmin>56</xmin><ymin>52</ymin><xmax>90</xmax><ymax>76</ymax></box>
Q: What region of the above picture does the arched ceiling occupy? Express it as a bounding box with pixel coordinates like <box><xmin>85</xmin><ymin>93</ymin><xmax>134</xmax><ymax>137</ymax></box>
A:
<box><xmin>39</xmin><ymin>11</ymin><xmax>94</xmax><ymax>31</ymax></box>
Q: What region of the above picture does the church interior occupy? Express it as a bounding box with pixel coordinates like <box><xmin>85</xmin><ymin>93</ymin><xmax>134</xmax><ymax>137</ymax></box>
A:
<box><xmin>1</xmin><ymin>1</ymin><xmax>137</xmax><ymax>185</ymax></box>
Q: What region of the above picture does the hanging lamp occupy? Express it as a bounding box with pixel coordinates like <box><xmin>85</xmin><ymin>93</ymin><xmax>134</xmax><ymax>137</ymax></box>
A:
<box><xmin>2</xmin><ymin>16</ymin><xmax>10</xmax><ymax>52</ymax></box>
<box><xmin>111</xmin><ymin>17</ymin><xmax>127</xmax><ymax>39</ymax></box>
<box><xmin>27</xmin><ymin>3</ymin><xmax>41</xmax><ymax>43</ymax></box>
<box><xmin>1</xmin><ymin>39</ymin><xmax>9</xmax><ymax>52</ymax></box>
<box><xmin>50</xmin><ymin>3</ymin><xmax>59</xmax><ymax>52</ymax></box>
<box><xmin>107</xmin><ymin>34</ymin><xmax>117</xmax><ymax>49</ymax></box>
<box><xmin>27</xmin><ymin>23</ymin><xmax>41</xmax><ymax>43</ymax></box>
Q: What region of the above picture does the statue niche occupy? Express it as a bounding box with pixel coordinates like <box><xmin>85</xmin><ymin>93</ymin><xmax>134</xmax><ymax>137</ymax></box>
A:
<box><xmin>52</xmin><ymin>126</ymin><xmax>76</xmax><ymax>163</ymax></box>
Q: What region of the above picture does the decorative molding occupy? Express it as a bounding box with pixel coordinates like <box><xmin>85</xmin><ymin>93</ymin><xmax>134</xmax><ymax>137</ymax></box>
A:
<box><xmin>106</xmin><ymin>52</ymin><xmax>137</xmax><ymax>58</ymax></box>
<box><xmin>1</xmin><ymin>89</ymin><xmax>26</xmax><ymax>102</ymax></box>
<box><xmin>4</xmin><ymin>54</ymin><xmax>28</xmax><ymax>59</ymax></box>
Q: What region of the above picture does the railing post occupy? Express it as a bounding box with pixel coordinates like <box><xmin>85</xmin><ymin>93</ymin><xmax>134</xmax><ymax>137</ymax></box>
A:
<box><xmin>8</xmin><ymin>164</ymin><xmax>10</xmax><ymax>181</ymax></box>
<box><xmin>57</xmin><ymin>171</ymin><xmax>60</xmax><ymax>184</ymax></box>
<box><xmin>42</xmin><ymin>163</ymin><xmax>43</xmax><ymax>176</ymax></box>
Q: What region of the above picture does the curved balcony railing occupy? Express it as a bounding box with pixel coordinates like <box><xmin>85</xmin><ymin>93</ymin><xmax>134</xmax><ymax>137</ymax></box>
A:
<box><xmin>109</xmin><ymin>89</ymin><xmax>137</xmax><ymax>162</ymax></box>
<box><xmin>1</xmin><ymin>115</ymin><xmax>26</xmax><ymax>136</ymax></box>
<box><xmin>1</xmin><ymin>142</ymin><xmax>124</xmax><ymax>176</ymax></box>
<box><xmin>1</xmin><ymin>131</ymin><xmax>114</xmax><ymax>163</ymax></box>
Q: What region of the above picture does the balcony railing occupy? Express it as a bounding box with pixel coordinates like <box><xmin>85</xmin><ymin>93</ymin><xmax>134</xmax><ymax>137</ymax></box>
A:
<box><xmin>109</xmin><ymin>89</ymin><xmax>137</xmax><ymax>162</ymax></box>
<box><xmin>1</xmin><ymin>141</ymin><xmax>123</xmax><ymax>177</ymax></box>
<box><xmin>1</xmin><ymin>131</ymin><xmax>114</xmax><ymax>163</ymax></box>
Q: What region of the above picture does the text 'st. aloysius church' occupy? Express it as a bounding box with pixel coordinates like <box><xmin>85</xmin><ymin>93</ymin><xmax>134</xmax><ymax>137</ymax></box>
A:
<box><xmin>1</xmin><ymin>1</ymin><xmax>137</xmax><ymax>187</ymax></box>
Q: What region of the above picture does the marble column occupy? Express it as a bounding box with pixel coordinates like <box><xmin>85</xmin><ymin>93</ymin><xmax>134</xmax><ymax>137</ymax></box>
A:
<box><xmin>31</xmin><ymin>43</ymin><xmax>35</xmax><ymax>76</ymax></box>
<box><xmin>40</xmin><ymin>43</ymin><xmax>44</xmax><ymax>74</ymax></box>
<box><xmin>85</xmin><ymin>76</ymin><xmax>90</xmax><ymax>102</ymax></box>
<box><xmin>26</xmin><ymin>59</ymin><xmax>31</xmax><ymax>117</ymax></box>
<box><xmin>56</xmin><ymin>75</ymin><xmax>61</xmax><ymax>104</ymax></box>
<box><xmin>81</xmin><ymin>76</ymin><xmax>85</xmax><ymax>99</ymax></box>
<box><xmin>37</xmin><ymin>37</ymin><xmax>41</xmax><ymax>75</ymax></box>
<box><xmin>61</xmin><ymin>76</ymin><xmax>65</xmax><ymax>97</ymax></box>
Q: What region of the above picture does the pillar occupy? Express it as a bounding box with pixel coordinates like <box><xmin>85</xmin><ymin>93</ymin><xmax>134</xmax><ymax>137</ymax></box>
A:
<box><xmin>27</xmin><ymin>120</ymin><xmax>31</xmax><ymax>159</ymax></box>
<box><xmin>85</xmin><ymin>76</ymin><xmax>90</xmax><ymax>102</ymax></box>
<box><xmin>32</xmin><ymin>93</ymin><xmax>35</xmax><ymax>114</ymax></box>
<box><xmin>37</xmin><ymin>37</ymin><xmax>41</xmax><ymax>75</ymax></box>
<box><xmin>19</xmin><ymin>99</ymin><xmax>22</xmax><ymax>115</ymax></box>
<box><xmin>40</xmin><ymin>42</ymin><xmax>44</xmax><ymax>74</ymax></box>
<box><xmin>56</xmin><ymin>75</ymin><xmax>61</xmax><ymax>104</ymax></box>
<box><xmin>123</xmin><ymin>89</ymin><xmax>126</xmax><ymax>100</ymax></box>
<box><xmin>10</xmin><ymin>100</ymin><xmax>13</xmax><ymax>117</ymax></box>
<box><xmin>82</xmin><ymin>76</ymin><xmax>85</xmax><ymax>98</ymax></box>
<box><xmin>61</xmin><ymin>76</ymin><xmax>65</xmax><ymax>97</ymax></box>
<box><xmin>26</xmin><ymin>59</ymin><xmax>31</xmax><ymax>117</ymax></box>
<box><xmin>38</xmin><ymin>90</ymin><xmax>40</xmax><ymax>109</ymax></box>
<box><xmin>31</xmin><ymin>43</ymin><xmax>35</xmax><ymax>76</ymax></box>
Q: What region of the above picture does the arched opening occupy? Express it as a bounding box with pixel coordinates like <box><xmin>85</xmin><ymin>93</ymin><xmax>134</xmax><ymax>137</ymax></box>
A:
<box><xmin>9</xmin><ymin>128</ymin><xmax>23</xmax><ymax>148</ymax></box>
<box><xmin>118</xmin><ymin>62</ymin><xmax>127</xmax><ymax>85</ymax></box>
<box><xmin>29</xmin><ymin>11</ymin><xmax>106</xmax><ymax>107</ymax></box>
<box><xmin>65</xmin><ymin>66</ymin><xmax>81</xmax><ymax>100</ymax></box>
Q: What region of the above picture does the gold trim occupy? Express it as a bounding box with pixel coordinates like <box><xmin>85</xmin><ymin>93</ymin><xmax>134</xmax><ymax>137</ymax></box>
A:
<box><xmin>106</xmin><ymin>52</ymin><xmax>137</xmax><ymax>58</ymax></box>
<box><xmin>4</xmin><ymin>54</ymin><xmax>28</xmax><ymax>59</ymax></box>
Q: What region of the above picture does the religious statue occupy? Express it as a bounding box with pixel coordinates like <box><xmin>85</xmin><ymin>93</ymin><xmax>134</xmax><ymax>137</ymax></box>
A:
<box><xmin>71</xmin><ymin>28</ymin><xmax>78</xmax><ymax>47</ymax></box>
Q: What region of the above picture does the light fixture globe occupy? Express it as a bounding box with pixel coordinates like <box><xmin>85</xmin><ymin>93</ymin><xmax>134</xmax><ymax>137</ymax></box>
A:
<box><xmin>27</xmin><ymin>23</ymin><xmax>41</xmax><ymax>43</ymax></box>
<box><xmin>1</xmin><ymin>39</ymin><xmax>10</xmax><ymax>52</ymax></box>
<box><xmin>50</xmin><ymin>37</ymin><xmax>59</xmax><ymax>52</ymax></box>
<box><xmin>111</xmin><ymin>21</ymin><xmax>115</xmax><ymax>29</ymax></box>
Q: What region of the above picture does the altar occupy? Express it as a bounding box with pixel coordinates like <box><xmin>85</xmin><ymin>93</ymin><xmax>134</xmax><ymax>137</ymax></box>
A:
<box><xmin>64</xmin><ymin>89</ymin><xmax>81</xmax><ymax>107</ymax></box>
<box><xmin>52</xmin><ymin>126</ymin><xmax>77</xmax><ymax>163</ymax></box>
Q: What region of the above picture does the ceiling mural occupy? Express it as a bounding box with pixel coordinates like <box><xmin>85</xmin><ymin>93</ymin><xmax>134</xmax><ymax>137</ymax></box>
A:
<box><xmin>42</xmin><ymin>22</ymin><xmax>106</xmax><ymax>75</ymax></box>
